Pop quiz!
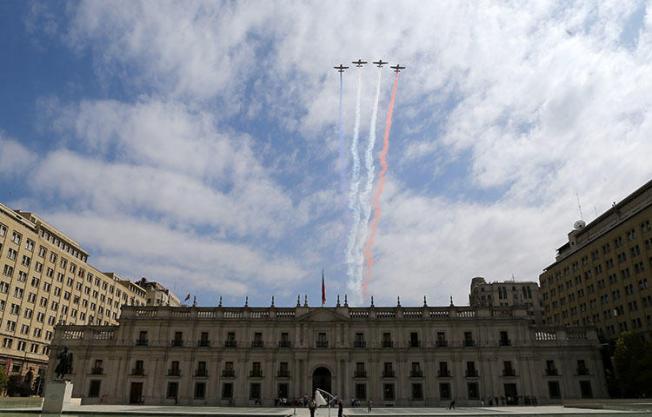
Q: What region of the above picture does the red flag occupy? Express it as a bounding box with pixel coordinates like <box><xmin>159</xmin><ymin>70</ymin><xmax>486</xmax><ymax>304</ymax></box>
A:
<box><xmin>321</xmin><ymin>270</ymin><xmax>326</xmax><ymax>306</ymax></box>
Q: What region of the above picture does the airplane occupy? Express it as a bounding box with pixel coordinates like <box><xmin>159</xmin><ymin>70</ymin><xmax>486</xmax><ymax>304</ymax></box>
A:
<box><xmin>352</xmin><ymin>59</ymin><xmax>368</xmax><ymax>67</ymax></box>
<box><xmin>390</xmin><ymin>64</ymin><xmax>406</xmax><ymax>73</ymax></box>
<box><xmin>333</xmin><ymin>64</ymin><xmax>349</xmax><ymax>73</ymax></box>
<box><xmin>372</xmin><ymin>60</ymin><xmax>388</xmax><ymax>68</ymax></box>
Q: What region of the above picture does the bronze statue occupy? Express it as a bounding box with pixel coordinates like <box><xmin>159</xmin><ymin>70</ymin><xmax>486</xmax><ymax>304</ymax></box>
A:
<box><xmin>54</xmin><ymin>346</ymin><xmax>73</xmax><ymax>379</ymax></box>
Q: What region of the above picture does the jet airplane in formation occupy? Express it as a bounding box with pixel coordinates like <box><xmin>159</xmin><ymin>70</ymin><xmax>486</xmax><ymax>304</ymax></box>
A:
<box><xmin>390</xmin><ymin>64</ymin><xmax>406</xmax><ymax>73</ymax></box>
<box><xmin>372</xmin><ymin>60</ymin><xmax>388</xmax><ymax>68</ymax></box>
<box><xmin>333</xmin><ymin>64</ymin><xmax>349</xmax><ymax>73</ymax></box>
<box><xmin>352</xmin><ymin>59</ymin><xmax>368</xmax><ymax>67</ymax></box>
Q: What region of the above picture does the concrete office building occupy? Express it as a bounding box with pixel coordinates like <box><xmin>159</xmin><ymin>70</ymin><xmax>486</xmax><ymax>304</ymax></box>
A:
<box><xmin>0</xmin><ymin>203</ymin><xmax>152</xmax><ymax>377</ymax></box>
<box><xmin>539</xmin><ymin>179</ymin><xmax>652</xmax><ymax>340</ymax></box>
<box><xmin>469</xmin><ymin>277</ymin><xmax>543</xmax><ymax>324</ymax></box>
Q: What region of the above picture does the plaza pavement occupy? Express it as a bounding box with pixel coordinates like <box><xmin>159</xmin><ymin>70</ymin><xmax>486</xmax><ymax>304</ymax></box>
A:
<box><xmin>1</xmin><ymin>403</ymin><xmax>652</xmax><ymax>416</ymax></box>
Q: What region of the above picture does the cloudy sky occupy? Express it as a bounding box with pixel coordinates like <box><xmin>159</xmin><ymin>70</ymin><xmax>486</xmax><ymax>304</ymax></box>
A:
<box><xmin>1</xmin><ymin>1</ymin><xmax>651</xmax><ymax>308</ymax></box>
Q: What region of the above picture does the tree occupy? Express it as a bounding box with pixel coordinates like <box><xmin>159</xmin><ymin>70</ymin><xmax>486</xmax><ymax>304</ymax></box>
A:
<box><xmin>0</xmin><ymin>367</ymin><xmax>7</xmax><ymax>393</ymax></box>
<box><xmin>613</xmin><ymin>332</ymin><xmax>652</xmax><ymax>397</ymax></box>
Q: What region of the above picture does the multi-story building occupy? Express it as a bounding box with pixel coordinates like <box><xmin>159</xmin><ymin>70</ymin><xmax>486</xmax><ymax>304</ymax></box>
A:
<box><xmin>136</xmin><ymin>277</ymin><xmax>181</xmax><ymax>307</ymax></box>
<box><xmin>49</xmin><ymin>301</ymin><xmax>606</xmax><ymax>406</ymax></box>
<box><xmin>469</xmin><ymin>277</ymin><xmax>542</xmax><ymax>324</ymax></box>
<box><xmin>539</xmin><ymin>179</ymin><xmax>652</xmax><ymax>340</ymax></box>
<box><xmin>0</xmin><ymin>203</ymin><xmax>148</xmax><ymax>378</ymax></box>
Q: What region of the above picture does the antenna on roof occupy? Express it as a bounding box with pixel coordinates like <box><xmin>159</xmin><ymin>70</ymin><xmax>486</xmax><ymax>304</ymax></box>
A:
<box><xmin>575</xmin><ymin>192</ymin><xmax>584</xmax><ymax>221</ymax></box>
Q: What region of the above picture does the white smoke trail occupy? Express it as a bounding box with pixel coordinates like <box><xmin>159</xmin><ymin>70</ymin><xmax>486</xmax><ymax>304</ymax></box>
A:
<box><xmin>355</xmin><ymin>68</ymin><xmax>382</xmax><ymax>288</ymax></box>
<box><xmin>346</xmin><ymin>69</ymin><xmax>363</xmax><ymax>286</ymax></box>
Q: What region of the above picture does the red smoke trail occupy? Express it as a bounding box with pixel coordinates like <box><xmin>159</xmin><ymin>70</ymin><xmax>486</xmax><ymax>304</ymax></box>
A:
<box><xmin>362</xmin><ymin>72</ymin><xmax>400</xmax><ymax>297</ymax></box>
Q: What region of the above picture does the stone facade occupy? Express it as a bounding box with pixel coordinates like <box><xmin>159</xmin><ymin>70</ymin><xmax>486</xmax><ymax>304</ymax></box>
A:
<box><xmin>49</xmin><ymin>303</ymin><xmax>607</xmax><ymax>406</ymax></box>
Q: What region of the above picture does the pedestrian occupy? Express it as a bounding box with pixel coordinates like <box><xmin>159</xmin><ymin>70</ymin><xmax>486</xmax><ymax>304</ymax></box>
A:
<box><xmin>449</xmin><ymin>400</ymin><xmax>456</xmax><ymax>410</ymax></box>
<box><xmin>309</xmin><ymin>398</ymin><xmax>317</xmax><ymax>417</ymax></box>
<box><xmin>368</xmin><ymin>399</ymin><xmax>373</xmax><ymax>412</ymax></box>
<box><xmin>338</xmin><ymin>400</ymin><xmax>343</xmax><ymax>417</ymax></box>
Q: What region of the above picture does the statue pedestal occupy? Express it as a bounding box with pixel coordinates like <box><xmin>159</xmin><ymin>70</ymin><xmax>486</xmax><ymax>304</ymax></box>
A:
<box><xmin>42</xmin><ymin>380</ymin><xmax>73</xmax><ymax>413</ymax></box>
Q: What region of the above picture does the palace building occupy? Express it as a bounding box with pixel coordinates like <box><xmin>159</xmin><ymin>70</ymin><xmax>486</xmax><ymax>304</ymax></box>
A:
<box><xmin>539</xmin><ymin>179</ymin><xmax>652</xmax><ymax>340</ymax></box>
<box><xmin>0</xmin><ymin>203</ymin><xmax>168</xmax><ymax>379</ymax></box>
<box><xmin>49</xmin><ymin>300</ymin><xmax>607</xmax><ymax>406</ymax></box>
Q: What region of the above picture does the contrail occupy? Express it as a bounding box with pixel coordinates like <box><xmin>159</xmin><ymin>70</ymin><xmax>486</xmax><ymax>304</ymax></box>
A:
<box><xmin>356</xmin><ymin>68</ymin><xmax>382</xmax><ymax>291</ymax></box>
<box><xmin>362</xmin><ymin>71</ymin><xmax>400</xmax><ymax>295</ymax></box>
<box><xmin>346</xmin><ymin>68</ymin><xmax>363</xmax><ymax>286</ymax></box>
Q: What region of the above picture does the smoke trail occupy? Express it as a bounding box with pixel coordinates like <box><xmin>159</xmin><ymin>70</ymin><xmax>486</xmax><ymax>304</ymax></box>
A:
<box><xmin>355</xmin><ymin>68</ymin><xmax>382</xmax><ymax>287</ymax></box>
<box><xmin>362</xmin><ymin>71</ymin><xmax>400</xmax><ymax>296</ymax></box>
<box><xmin>346</xmin><ymin>69</ymin><xmax>363</xmax><ymax>285</ymax></box>
<box><xmin>337</xmin><ymin>73</ymin><xmax>347</xmax><ymax>194</ymax></box>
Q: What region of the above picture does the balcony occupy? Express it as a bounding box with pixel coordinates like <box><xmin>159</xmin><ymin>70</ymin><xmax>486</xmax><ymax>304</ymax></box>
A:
<box><xmin>278</xmin><ymin>340</ymin><xmax>291</xmax><ymax>348</ymax></box>
<box><xmin>381</xmin><ymin>340</ymin><xmax>393</xmax><ymax>348</ymax></box>
<box><xmin>354</xmin><ymin>340</ymin><xmax>367</xmax><ymax>348</ymax></box>
<box><xmin>135</xmin><ymin>338</ymin><xmax>148</xmax><ymax>346</ymax></box>
<box><xmin>90</xmin><ymin>367</ymin><xmax>103</xmax><ymax>375</ymax></box>
<box><xmin>225</xmin><ymin>340</ymin><xmax>237</xmax><ymax>348</ymax></box>
<box><xmin>463</xmin><ymin>340</ymin><xmax>475</xmax><ymax>347</ymax></box>
<box><xmin>499</xmin><ymin>339</ymin><xmax>512</xmax><ymax>346</ymax></box>
<box><xmin>382</xmin><ymin>370</ymin><xmax>395</xmax><ymax>378</ymax></box>
<box><xmin>171</xmin><ymin>339</ymin><xmax>184</xmax><ymax>347</ymax></box>
<box><xmin>577</xmin><ymin>368</ymin><xmax>589</xmax><ymax>376</ymax></box>
<box><xmin>502</xmin><ymin>369</ymin><xmax>516</xmax><ymax>377</ymax></box>
<box><xmin>222</xmin><ymin>369</ymin><xmax>235</xmax><ymax>378</ymax></box>
<box><xmin>410</xmin><ymin>370</ymin><xmax>423</xmax><ymax>378</ymax></box>
<box><xmin>277</xmin><ymin>370</ymin><xmax>290</xmax><ymax>378</ymax></box>
<box><xmin>465</xmin><ymin>369</ymin><xmax>478</xmax><ymax>378</ymax></box>
<box><xmin>198</xmin><ymin>339</ymin><xmax>210</xmax><ymax>347</ymax></box>
<box><xmin>131</xmin><ymin>368</ymin><xmax>145</xmax><ymax>376</ymax></box>
<box><xmin>408</xmin><ymin>340</ymin><xmax>421</xmax><ymax>348</ymax></box>
<box><xmin>436</xmin><ymin>340</ymin><xmax>448</xmax><ymax>347</ymax></box>
<box><xmin>195</xmin><ymin>369</ymin><xmax>208</xmax><ymax>377</ymax></box>
<box><xmin>353</xmin><ymin>370</ymin><xmax>367</xmax><ymax>378</ymax></box>
<box><xmin>251</xmin><ymin>340</ymin><xmax>265</xmax><ymax>348</ymax></box>
<box><xmin>316</xmin><ymin>340</ymin><xmax>329</xmax><ymax>348</ymax></box>
<box><xmin>437</xmin><ymin>370</ymin><xmax>451</xmax><ymax>378</ymax></box>
<box><xmin>545</xmin><ymin>368</ymin><xmax>559</xmax><ymax>376</ymax></box>
<box><xmin>167</xmin><ymin>369</ymin><xmax>181</xmax><ymax>377</ymax></box>
<box><xmin>250</xmin><ymin>370</ymin><xmax>263</xmax><ymax>378</ymax></box>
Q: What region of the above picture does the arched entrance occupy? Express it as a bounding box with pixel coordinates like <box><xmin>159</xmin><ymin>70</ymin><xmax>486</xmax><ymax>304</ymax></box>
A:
<box><xmin>312</xmin><ymin>367</ymin><xmax>332</xmax><ymax>395</ymax></box>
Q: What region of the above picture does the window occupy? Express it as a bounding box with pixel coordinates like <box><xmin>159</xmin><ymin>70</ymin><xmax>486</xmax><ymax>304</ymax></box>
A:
<box><xmin>355</xmin><ymin>362</ymin><xmax>366</xmax><ymax>377</ymax></box>
<box><xmin>439</xmin><ymin>383</ymin><xmax>451</xmax><ymax>400</ymax></box>
<box><xmin>409</xmin><ymin>332</ymin><xmax>419</xmax><ymax>347</ymax></box>
<box><xmin>250</xmin><ymin>383</ymin><xmax>261</xmax><ymax>400</ymax></box>
<box><xmin>383</xmin><ymin>362</ymin><xmax>394</xmax><ymax>377</ymax></box>
<box><xmin>499</xmin><ymin>331</ymin><xmax>511</xmax><ymax>346</ymax></box>
<box><xmin>158</xmin><ymin>359</ymin><xmax>175</xmax><ymax>376</ymax></box>
<box><xmin>411</xmin><ymin>383</ymin><xmax>423</xmax><ymax>400</ymax></box>
<box><xmin>252</xmin><ymin>332</ymin><xmax>263</xmax><ymax>348</ymax></box>
<box><xmin>279</xmin><ymin>332</ymin><xmax>290</xmax><ymax>347</ymax></box>
<box><xmin>383</xmin><ymin>383</ymin><xmax>395</xmax><ymax>401</ymax></box>
<box><xmin>12</xmin><ymin>231</ymin><xmax>21</xmax><ymax>244</ymax></box>
<box><xmin>251</xmin><ymin>361</ymin><xmax>262</xmax><ymax>377</ymax></box>
<box><xmin>166</xmin><ymin>382</ymin><xmax>178</xmax><ymax>399</ymax></box>
<box><xmin>88</xmin><ymin>380</ymin><xmax>101</xmax><ymax>398</ymax></box>
<box><xmin>466</xmin><ymin>361</ymin><xmax>477</xmax><ymax>377</ymax></box>
<box><xmin>0</xmin><ymin>224</ymin><xmax>6</xmax><ymax>237</ymax></box>
<box><xmin>355</xmin><ymin>383</ymin><xmax>367</xmax><ymax>400</ymax></box>
<box><xmin>354</xmin><ymin>332</ymin><xmax>366</xmax><ymax>348</ymax></box>
<box><xmin>410</xmin><ymin>362</ymin><xmax>422</xmax><ymax>377</ymax></box>
<box><xmin>133</xmin><ymin>360</ymin><xmax>145</xmax><ymax>375</ymax></box>
<box><xmin>222</xmin><ymin>383</ymin><xmax>233</xmax><ymax>399</ymax></box>
<box><xmin>467</xmin><ymin>382</ymin><xmax>479</xmax><ymax>400</ymax></box>
<box><xmin>382</xmin><ymin>332</ymin><xmax>392</xmax><ymax>348</ymax></box>
<box><xmin>503</xmin><ymin>361</ymin><xmax>515</xmax><ymax>376</ymax></box>
<box><xmin>438</xmin><ymin>361</ymin><xmax>449</xmax><ymax>377</ymax></box>
<box><xmin>196</xmin><ymin>361</ymin><xmax>207</xmax><ymax>377</ymax></box>
<box><xmin>194</xmin><ymin>382</ymin><xmax>206</xmax><ymax>399</ymax></box>
<box><xmin>279</xmin><ymin>362</ymin><xmax>289</xmax><ymax>377</ymax></box>
<box><xmin>317</xmin><ymin>332</ymin><xmax>328</xmax><ymax>348</ymax></box>
<box><xmin>199</xmin><ymin>331</ymin><xmax>209</xmax><ymax>347</ymax></box>
<box><xmin>548</xmin><ymin>381</ymin><xmax>561</xmax><ymax>399</ymax></box>
<box><xmin>436</xmin><ymin>331</ymin><xmax>447</xmax><ymax>347</ymax></box>
<box><xmin>463</xmin><ymin>331</ymin><xmax>474</xmax><ymax>346</ymax></box>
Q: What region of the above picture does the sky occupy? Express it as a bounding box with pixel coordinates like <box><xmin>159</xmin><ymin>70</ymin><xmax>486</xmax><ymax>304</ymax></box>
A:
<box><xmin>0</xmin><ymin>0</ymin><xmax>651</xmax><ymax>308</ymax></box>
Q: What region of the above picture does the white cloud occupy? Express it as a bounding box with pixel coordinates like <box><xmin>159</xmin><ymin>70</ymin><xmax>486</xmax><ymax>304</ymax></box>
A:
<box><xmin>15</xmin><ymin>0</ymin><xmax>652</xmax><ymax>305</ymax></box>
<box><xmin>0</xmin><ymin>135</ymin><xmax>38</xmax><ymax>177</ymax></box>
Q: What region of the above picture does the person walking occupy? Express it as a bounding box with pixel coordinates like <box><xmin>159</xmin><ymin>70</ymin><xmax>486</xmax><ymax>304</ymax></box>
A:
<box><xmin>309</xmin><ymin>398</ymin><xmax>317</xmax><ymax>417</ymax></box>
<box><xmin>448</xmin><ymin>399</ymin><xmax>456</xmax><ymax>410</ymax></box>
<box><xmin>338</xmin><ymin>400</ymin><xmax>343</xmax><ymax>417</ymax></box>
<box><xmin>368</xmin><ymin>399</ymin><xmax>373</xmax><ymax>412</ymax></box>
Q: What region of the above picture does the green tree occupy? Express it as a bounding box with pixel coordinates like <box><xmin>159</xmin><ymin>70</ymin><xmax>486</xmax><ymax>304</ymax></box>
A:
<box><xmin>613</xmin><ymin>332</ymin><xmax>652</xmax><ymax>397</ymax></box>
